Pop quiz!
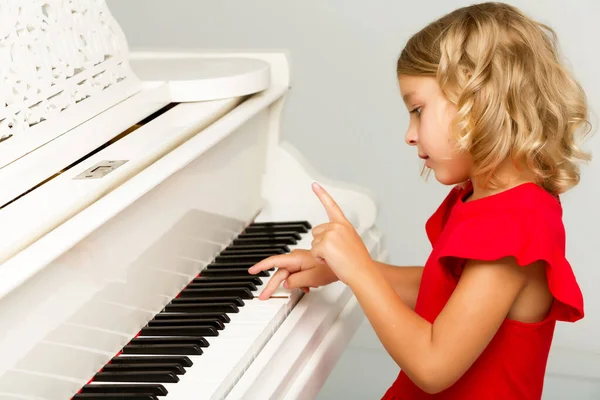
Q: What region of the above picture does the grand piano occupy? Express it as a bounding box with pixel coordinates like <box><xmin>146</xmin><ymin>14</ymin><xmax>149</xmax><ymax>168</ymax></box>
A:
<box><xmin>0</xmin><ymin>1</ymin><xmax>387</xmax><ymax>399</ymax></box>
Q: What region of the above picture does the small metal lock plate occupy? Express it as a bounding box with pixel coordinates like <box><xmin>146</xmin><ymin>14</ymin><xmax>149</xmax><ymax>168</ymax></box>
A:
<box><xmin>73</xmin><ymin>160</ymin><xmax>128</xmax><ymax>179</ymax></box>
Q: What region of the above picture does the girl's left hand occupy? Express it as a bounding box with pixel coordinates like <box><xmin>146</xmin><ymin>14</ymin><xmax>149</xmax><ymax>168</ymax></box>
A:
<box><xmin>310</xmin><ymin>182</ymin><xmax>375</xmax><ymax>285</ymax></box>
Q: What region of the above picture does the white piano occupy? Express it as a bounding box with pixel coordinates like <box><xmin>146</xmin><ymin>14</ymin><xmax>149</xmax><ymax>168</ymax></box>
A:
<box><xmin>0</xmin><ymin>1</ymin><xmax>387</xmax><ymax>399</ymax></box>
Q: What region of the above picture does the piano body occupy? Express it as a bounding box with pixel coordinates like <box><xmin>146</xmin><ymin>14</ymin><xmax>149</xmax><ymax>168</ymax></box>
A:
<box><xmin>0</xmin><ymin>1</ymin><xmax>387</xmax><ymax>399</ymax></box>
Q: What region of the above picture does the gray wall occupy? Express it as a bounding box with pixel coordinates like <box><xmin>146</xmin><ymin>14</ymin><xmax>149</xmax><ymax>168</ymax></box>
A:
<box><xmin>106</xmin><ymin>1</ymin><xmax>600</xmax><ymax>398</ymax></box>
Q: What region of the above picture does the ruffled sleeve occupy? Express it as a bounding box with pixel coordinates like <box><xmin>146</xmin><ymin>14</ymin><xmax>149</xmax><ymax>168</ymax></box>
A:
<box><xmin>436</xmin><ymin>207</ymin><xmax>584</xmax><ymax>323</ymax></box>
<box><xmin>425</xmin><ymin>185</ymin><xmax>464</xmax><ymax>246</ymax></box>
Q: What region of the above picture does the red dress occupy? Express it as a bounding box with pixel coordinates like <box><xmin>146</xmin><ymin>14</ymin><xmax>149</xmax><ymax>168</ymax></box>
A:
<box><xmin>381</xmin><ymin>181</ymin><xmax>584</xmax><ymax>400</ymax></box>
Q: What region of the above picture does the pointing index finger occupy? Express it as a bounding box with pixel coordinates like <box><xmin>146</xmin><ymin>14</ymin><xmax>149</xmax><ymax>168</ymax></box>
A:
<box><xmin>312</xmin><ymin>182</ymin><xmax>348</xmax><ymax>223</ymax></box>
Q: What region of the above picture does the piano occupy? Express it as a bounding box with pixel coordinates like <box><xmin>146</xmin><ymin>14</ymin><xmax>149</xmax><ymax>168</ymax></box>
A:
<box><xmin>0</xmin><ymin>1</ymin><xmax>387</xmax><ymax>399</ymax></box>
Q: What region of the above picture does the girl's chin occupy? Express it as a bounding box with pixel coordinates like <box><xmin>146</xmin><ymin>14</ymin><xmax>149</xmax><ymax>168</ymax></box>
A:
<box><xmin>432</xmin><ymin>167</ymin><xmax>467</xmax><ymax>186</ymax></box>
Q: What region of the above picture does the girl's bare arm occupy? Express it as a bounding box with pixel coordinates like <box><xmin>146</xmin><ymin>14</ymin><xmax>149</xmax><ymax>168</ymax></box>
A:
<box><xmin>374</xmin><ymin>263</ymin><xmax>423</xmax><ymax>309</ymax></box>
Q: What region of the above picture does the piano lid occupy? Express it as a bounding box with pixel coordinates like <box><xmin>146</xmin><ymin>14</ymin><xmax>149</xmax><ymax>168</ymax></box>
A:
<box><xmin>0</xmin><ymin>1</ymin><xmax>274</xmax><ymax>173</ymax></box>
<box><xmin>128</xmin><ymin>56</ymin><xmax>271</xmax><ymax>102</ymax></box>
<box><xmin>0</xmin><ymin>0</ymin><xmax>275</xmax><ymax>210</ymax></box>
<box><xmin>0</xmin><ymin>0</ymin><xmax>142</xmax><ymax>170</ymax></box>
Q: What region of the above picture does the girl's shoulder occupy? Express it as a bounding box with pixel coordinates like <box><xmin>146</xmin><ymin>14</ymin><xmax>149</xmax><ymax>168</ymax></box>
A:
<box><xmin>454</xmin><ymin>181</ymin><xmax>562</xmax><ymax>217</ymax></box>
<box><xmin>426</xmin><ymin>181</ymin><xmax>562</xmax><ymax>242</ymax></box>
<box><xmin>428</xmin><ymin>181</ymin><xmax>583</xmax><ymax>323</ymax></box>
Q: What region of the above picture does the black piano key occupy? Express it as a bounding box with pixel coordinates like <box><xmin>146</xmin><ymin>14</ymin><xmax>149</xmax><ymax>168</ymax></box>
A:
<box><xmin>178</xmin><ymin>288</ymin><xmax>254</xmax><ymax>299</ymax></box>
<box><xmin>244</xmin><ymin>224</ymin><xmax>309</xmax><ymax>234</ymax></box>
<box><xmin>248</xmin><ymin>220</ymin><xmax>312</xmax><ymax>229</ymax></box>
<box><xmin>140</xmin><ymin>326</ymin><xmax>218</xmax><ymax>337</ymax></box>
<box><xmin>220</xmin><ymin>248</ymin><xmax>285</xmax><ymax>256</ymax></box>
<box><xmin>93</xmin><ymin>370</ymin><xmax>179</xmax><ymax>383</ymax></box>
<box><xmin>214</xmin><ymin>254</ymin><xmax>280</xmax><ymax>263</ymax></box>
<box><xmin>185</xmin><ymin>281</ymin><xmax>258</xmax><ymax>291</ymax></box>
<box><xmin>192</xmin><ymin>276</ymin><xmax>263</xmax><ymax>286</ymax></box>
<box><xmin>205</xmin><ymin>261</ymin><xmax>265</xmax><ymax>270</ymax></box>
<box><xmin>152</xmin><ymin>312</ymin><xmax>230</xmax><ymax>323</ymax></box>
<box><xmin>232</xmin><ymin>236</ymin><xmax>297</xmax><ymax>246</ymax></box>
<box><xmin>237</xmin><ymin>231</ymin><xmax>301</xmax><ymax>240</ymax></box>
<box><xmin>147</xmin><ymin>318</ymin><xmax>224</xmax><ymax>330</ymax></box>
<box><xmin>223</xmin><ymin>243</ymin><xmax>290</xmax><ymax>252</ymax></box>
<box><xmin>170</xmin><ymin>296</ymin><xmax>245</xmax><ymax>307</ymax></box>
<box><xmin>163</xmin><ymin>302</ymin><xmax>239</xmax><ymax>313</ymax></box>
<box><xmin>111</xmin><ymin>356</ymin><xmax>192</xmax><ymax>367</ymax></box>
<box><xmin>73</xmin><ymin>394</ymin><xmax>158</xmax><ymax>400</ymax></box>
<box><xmin>79</xmin><ymin>383</ymin><xmax>168</xmax><ymax>395</ymax></box>
<box><xmin>199</xmin><ymin>268</ymin><xmax>269</xmax><ymax>277</ymax></box>
<box><xmin>130</xmin><ymin>336</ymin><xmax>211</xmax><ymax>346</ymax></box>
<box><xmin>102</xmin><ymin>362</ymin><xmax>186</xmax><ymax>375</ymax></box>
<box><xmin>122</xmin><ymin>343</ymin><xmax>204</xmax><ymax>355</ymax></box>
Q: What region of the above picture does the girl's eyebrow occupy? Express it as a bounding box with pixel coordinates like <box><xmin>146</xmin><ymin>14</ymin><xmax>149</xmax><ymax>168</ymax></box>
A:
<box><xmin>403</xmin><ymin>91</ymin><xmax>415</xmax><ymax>104</ymax></box>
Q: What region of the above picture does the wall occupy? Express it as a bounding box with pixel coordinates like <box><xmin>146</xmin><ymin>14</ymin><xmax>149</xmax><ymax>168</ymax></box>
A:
<box><xmin>106</xmin><ymin>1</ymin><xmax>600</xmax><ymax>398</ymax></box>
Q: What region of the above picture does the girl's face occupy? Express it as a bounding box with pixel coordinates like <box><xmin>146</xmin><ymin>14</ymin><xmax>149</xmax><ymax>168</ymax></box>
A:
<box><xmin>398</xmin><ymin>75</ymin><xmax>473</xmax><ymax>186</ymax></box>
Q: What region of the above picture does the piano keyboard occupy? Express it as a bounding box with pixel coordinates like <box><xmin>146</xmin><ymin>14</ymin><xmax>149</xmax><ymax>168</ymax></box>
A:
<box><xmin>72</xmin><ymin>220</ymin><xmax>313</xmax><ymax>400</ymax></box>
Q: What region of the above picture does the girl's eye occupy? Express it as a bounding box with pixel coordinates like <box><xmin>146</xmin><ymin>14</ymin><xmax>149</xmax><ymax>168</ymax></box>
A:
<box><xmin>410</xmin><ymin>106</ymin><xmax>422</xmax><ymax>116</ymax></box>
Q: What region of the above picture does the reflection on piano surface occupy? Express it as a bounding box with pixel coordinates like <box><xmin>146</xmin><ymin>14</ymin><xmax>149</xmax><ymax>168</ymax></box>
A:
<box><xmin>0</xmin><ymin>1</ymin><xmax>387</xmax><ymax>399</ymax></box>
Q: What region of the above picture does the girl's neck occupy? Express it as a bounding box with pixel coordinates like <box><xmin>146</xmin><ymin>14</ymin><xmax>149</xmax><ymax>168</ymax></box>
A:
<box><xmin>467</xmin><ymin>160</ymin><xmax>537</xmax><ymax>202</ymax></box>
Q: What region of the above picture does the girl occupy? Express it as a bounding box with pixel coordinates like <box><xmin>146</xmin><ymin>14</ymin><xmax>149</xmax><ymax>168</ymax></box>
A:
<box><xmin>248</xmin><ymin>2</ymin><xmax>591</xmax><ymax>399</ymax></box>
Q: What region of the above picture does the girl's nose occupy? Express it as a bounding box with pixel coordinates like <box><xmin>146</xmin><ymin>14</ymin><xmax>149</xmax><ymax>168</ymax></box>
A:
<box><xmin>405</xmin><ymin>128</ymin><xmax>417</xmax><ymax>146</ymax></box>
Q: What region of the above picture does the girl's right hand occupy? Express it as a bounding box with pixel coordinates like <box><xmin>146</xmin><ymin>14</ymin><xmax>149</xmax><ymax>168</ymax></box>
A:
<box><xmin>247</xmin><ymin>249</ymin><xmax>339</xmax><ymax>300</ymax></box>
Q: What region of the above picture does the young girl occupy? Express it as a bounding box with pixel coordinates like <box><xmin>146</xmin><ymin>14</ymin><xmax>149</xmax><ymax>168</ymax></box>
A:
<box><xmin>248</xmin><ymin>2</ymin><xmax>591</xmax><ymax>399</ymax></box>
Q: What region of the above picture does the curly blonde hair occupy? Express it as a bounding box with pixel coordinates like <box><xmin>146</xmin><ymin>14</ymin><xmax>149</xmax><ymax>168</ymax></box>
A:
<box><xmin>397</xmin><ymin>2</ymin><xmax>592</xmax><ymax>194</ymax></box>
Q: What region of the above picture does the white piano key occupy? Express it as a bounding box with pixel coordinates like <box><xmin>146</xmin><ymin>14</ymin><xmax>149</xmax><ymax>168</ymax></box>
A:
<box><xmin>170</xmin><ymin>209</ymin><xmax>246</xmax><ymax>237</ymax></box>
<box><xmin>93</xmin><ymin>281</ymin><xmax>171</xmax><ymax>313</ymax></box>
<box><xmin>67</xmin><ymin>301</ymin><xmax>154</xmax><ymax>334</ymax></box>
<box><xmin>0</xmin><ymin>395</ymin><xmax>51</xmax><ymax>400</ymax></box>
<box><xmin>45</xmin><ymin>323</ymin><xmax>129</xmax><ymax>354</ymax></box>
<box><xmin>0</xmin><ymin>369</ymin><xmax>82</xmax><ymax>400</ymax></box>
<box><xmin>162</xmin><ymin>298</ymin><xmax>293</xmax><ymax>399</ymax></box>
<box><xmin>13</xmin><ymin>342</ymin><xmax>110</xmax><ymax>381</ymax></box>
<box><xmin>132</xmin><ymin>252</ymin><xmax>207</xmax><ymax>279</ymax></box>
<box><xmin>86</xmin><ymin>296</ymin><xmax>294</xmax><ymax>399</ymax></box>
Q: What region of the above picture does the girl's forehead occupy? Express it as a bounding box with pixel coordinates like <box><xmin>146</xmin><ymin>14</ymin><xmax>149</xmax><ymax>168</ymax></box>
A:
<box><xmin>398</xmin><ymin>76</ymin><xmax>441</xmax><ymax>98</ymax></box>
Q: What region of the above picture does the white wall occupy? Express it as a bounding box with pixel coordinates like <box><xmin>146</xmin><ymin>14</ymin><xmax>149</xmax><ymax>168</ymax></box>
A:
<box><xmin>106</xmin><ymin>1</ymin><xmax>600</xmax><ymax>398</ymax></box>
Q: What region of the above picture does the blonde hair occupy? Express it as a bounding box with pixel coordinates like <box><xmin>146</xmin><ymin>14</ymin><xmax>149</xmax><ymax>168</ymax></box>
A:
<box><xmin>397</xmin><ymin>2</ymin><xmax>592</xmax><ymax>194</ymax></box>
